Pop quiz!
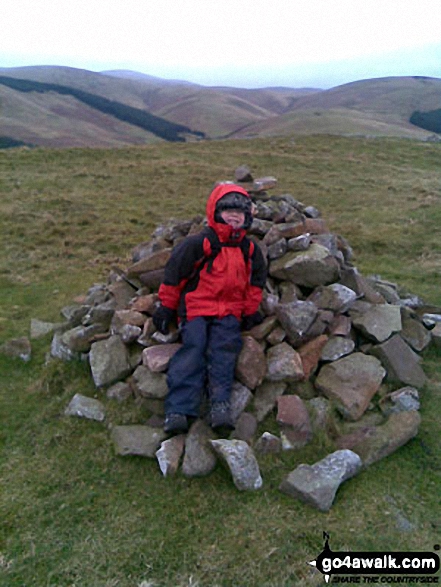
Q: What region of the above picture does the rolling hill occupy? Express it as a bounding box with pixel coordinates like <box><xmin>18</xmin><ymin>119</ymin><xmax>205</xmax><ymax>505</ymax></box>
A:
<box><xmin>0</xmin><ymin>66</ymin><xmax>439</xmax><ymax>147</ymax></box>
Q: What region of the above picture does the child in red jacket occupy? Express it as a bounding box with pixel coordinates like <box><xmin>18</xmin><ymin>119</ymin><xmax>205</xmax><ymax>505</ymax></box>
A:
<box><xmin>153</xmin><ymin>183</ymin><xmax>267</xmax><ymax>434</ymax></box>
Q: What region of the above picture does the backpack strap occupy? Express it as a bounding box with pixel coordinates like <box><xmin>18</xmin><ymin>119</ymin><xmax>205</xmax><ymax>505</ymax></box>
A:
<box><xmin>203</xmin><ymin>227</ymin><xmax>252</xmax><ymax>273</ymax></box>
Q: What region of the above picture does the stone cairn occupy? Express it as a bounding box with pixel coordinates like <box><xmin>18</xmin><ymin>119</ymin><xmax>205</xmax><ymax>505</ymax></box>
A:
<box><xmin>7</xmin><ymin>165</ymin><xmax>441</xmax><ymax>511</ymax></box>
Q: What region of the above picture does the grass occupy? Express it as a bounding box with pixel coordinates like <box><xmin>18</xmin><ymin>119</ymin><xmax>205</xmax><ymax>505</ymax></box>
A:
<box><xmin>1</xmin><ymin>135</ymin><xmax>441</xmax><ymax>586</ymax></box>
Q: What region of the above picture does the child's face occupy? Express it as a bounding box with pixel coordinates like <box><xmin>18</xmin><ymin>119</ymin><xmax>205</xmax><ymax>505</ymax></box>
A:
<box><xmin>220</xmin><ymin>209</ymin><xmax>245</xmax><ymax>229</ymax></box>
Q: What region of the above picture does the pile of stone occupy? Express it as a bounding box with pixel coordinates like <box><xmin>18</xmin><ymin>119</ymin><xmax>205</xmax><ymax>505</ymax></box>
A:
<box><xmin>8</xmin><ymin>166</ymin><xmax>441</xmax><ymax>511</ymax></box>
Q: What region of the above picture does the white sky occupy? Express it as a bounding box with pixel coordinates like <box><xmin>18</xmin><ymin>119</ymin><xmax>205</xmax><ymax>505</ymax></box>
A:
<box><xmin>2</xmin><ymin>0</ymin><xmax>441</xmax><ymax>88</ymax></box>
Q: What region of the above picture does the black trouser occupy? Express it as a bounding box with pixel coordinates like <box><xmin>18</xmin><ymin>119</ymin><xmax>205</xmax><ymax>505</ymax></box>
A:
<box><xmin>165</xmin><ymin>315</ymin><xmax>243</xmax><ymax>416</ymax></box>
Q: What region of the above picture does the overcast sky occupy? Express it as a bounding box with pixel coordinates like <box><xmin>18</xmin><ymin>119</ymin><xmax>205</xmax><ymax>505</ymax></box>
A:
<box><xmin>2</xmin><ymin>0</ymin><xmax>440</xmax><ymax>88</ymax></box>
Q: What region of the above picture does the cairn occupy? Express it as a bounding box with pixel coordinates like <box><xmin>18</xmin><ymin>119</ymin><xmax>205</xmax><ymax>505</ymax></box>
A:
<box><xmin>17</xmin><ymin>166</ymin><xmax>441</xmax><ymax>511</ymax></box>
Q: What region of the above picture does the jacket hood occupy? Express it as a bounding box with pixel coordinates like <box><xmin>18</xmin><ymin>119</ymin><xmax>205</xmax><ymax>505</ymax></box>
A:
<box><xmin>206</xmin><ymin>183</ymin><xmax>251</xmax><ymax>242</ymax></box>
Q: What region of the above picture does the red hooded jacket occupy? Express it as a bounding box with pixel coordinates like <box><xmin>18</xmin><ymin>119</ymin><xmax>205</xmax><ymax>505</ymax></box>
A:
<box><xmin>158</xmin><ymin>184</ymin><xmax>267</xmax><ymax>321</ymax></box>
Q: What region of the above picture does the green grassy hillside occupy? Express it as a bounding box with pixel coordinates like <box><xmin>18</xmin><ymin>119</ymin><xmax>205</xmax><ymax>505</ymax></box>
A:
<box><xmin>1</xmin><ymin>136</ymin><xmax>441</xmax><ymax>586</ymax></box>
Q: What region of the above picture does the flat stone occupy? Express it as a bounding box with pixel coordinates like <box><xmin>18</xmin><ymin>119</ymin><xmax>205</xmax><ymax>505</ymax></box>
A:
<box><xmin>269</xmin><ymin>244</ymin><xmax>340</xmax><ymax>288</ymax></box>
<box><xmin>315</xmin><ymin>352</ymin><xmax>386</xmax><ymax>421</ymax></box>
<box><xmin>127</xmin><ymin>248</ymin><xmax>172</xmax><ymax>276</ymax></box>
<box><xmin>279</xmin><ymin>449</ymin><xmax>362</xmax><ymax>512</ymax></box>
<box><xmin>156</xmin><ymin>434</ymin><xmax>186</xmax><ymax>476</ymax></box>
<box><xmin>89</xmin><ymin>335</ymin><xmax>132</xmax><ymax>387</ymax></box>
<box><xmin>351</xmin><ymin>304</ymin><xmax>402</xmax><ymax>343</ymax></box>
<box><xmin>142</xmin><ymin>343</ymin><xmax>182</xmax><ymax>372</ymax></box>
<box><xmin>307</xmin><ymin>284</ymin><xmax>357</xmax><ymax>313</ymax></box>
<box><xmin>369</xmin><ymin>334</ymin><xmax>427</xmax><ymax>388</ymax></box>
<box><xmin>65</xmin><ymin>393</ymin><xmax>105</xmax><ymax>421</ymax></box>
<box><xmin>210</xmin><ymin>439</ymin><xmax>263</xmax><ymax>491</ymax></box>
<box><xmin>30</xmin><ymin>319</ymin><xmax>62</xmax><ymax>339</ymax></box>
<box><xmin>111</xmin><ymin>425</ymin><xmax>167</xmax><ymax>457</ymax></box>
<box><xmin>235</xmin><ymin>336</ymin><xmax>267</xmax><ymax>389</ymax></box>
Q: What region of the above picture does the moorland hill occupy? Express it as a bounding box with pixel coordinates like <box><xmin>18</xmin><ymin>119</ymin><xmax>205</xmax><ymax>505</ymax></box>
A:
<box><xmin>0</xmin><ymin>65</ymin><xmax>439</xmax><ymax>147</ymax></box>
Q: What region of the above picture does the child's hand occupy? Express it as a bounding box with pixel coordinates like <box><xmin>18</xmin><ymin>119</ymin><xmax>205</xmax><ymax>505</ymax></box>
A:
<box><xmin>241</xmin><ymin>311</ymin><xmax>264</xmax><ymax>331</ymax></box>
<box><xmin>152</xmin><ymin>305</ymin><xmax>175</xmax><ymax>334</ymax></box>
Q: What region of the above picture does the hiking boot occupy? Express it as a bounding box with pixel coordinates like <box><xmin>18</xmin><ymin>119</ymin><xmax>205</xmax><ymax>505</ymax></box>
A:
<box><xmin>210</xmin><ymin>401</ymin><xmax>235</xmax><ymax>432</ymax></box>
<box><xmin>164</xmin><ymin>413</ymin><xmax>189</xmax><ymax>434</ymax></box>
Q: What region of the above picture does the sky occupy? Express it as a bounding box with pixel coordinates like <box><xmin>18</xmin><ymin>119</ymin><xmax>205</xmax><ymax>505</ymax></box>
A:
<box><xmin>2</xmin><ymin>0</ymin><xmax>441</xmax><ymax>88</ymax></box>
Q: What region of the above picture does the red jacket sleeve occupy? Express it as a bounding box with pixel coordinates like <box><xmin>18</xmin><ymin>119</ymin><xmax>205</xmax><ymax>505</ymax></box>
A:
<box><xmin>158</xmin><ymin>233</ymin><xmax>205</xmax><ymax>310</ymax></box>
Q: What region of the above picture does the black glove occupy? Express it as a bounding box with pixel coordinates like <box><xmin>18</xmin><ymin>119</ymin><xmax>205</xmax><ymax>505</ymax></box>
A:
<box><xmin>152</xmin><ymin>305</ymin><xmax>175</xmax><ymax>335</ymax></box>
<box><xmin>241</xmin><ymin>311</ymin><xmax>264</xmax><ymax>331</ymax></box>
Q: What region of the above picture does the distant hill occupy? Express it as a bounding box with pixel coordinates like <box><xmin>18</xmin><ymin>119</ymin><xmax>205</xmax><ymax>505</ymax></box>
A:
<box><xmin>0</xmin><ymin>66</ymin><xmax>439</xmax><ymax>147</ymax></box>
<box><xmin>231</xmin><ymin>76</ymin><xmax>441</xmax><ymax>139</ymax></box>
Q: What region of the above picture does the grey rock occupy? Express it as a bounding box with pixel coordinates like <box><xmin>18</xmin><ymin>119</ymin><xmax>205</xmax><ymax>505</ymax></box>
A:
<box><xmin>253</xmin><ymin>380</ymin><xmax>287</xmax><ymax>422</ymax></box>
<box><xmin>231</xmin><ymin>412</ymin><xmax>257</xmax><ymax>443</ymax></box>
<box><xmin>269</xmin><ymin>244</ymin><xmax>340</xmax><ymax>287</ymax></box>
<box><xmin>89</xmin><ymin>335</ymin><xmax>132</xmax><ymax>388</ymax></box>
<box><xmin>142</xmin><ymin>343</ymin><xmax>182</xmax><ymax>372</ymax></box>
<box><xmin>234</xmin><ymin>165</ymin><xmax>253</xmax><ymax>182</ymax></box>
<box><xmin>65</xmin><ymin>393</ymin><xmax>105</xmax><ymax>421</ymax></box>
<box><xmin>61</xmin><ymin>323</ymin><xmax>107</xmax><ymax>353</ymax></box>
<box><xmin>279</xmin><ymin>449</ymin><xmax>362</xmax><ymax>511</ymax></box>
<box><xmin>308</xmin><ymin>283</ymin><xmax>357</xmax><ymax>313</ymax></box>
<box><xmin>351</xmin><ymin>304</ymin><xmax>402</xmax><ymax>343</ymax></box>
<box><xmin>119</xmin><ymin>324</ymin><xmax>142</xmax><ymax>344</ymax></box>
<box><xmin>30</xmin><ymin>319</ymin><xmax>62</xmax><ymax>339</ymax></box>
<box><xmin>266</xmin><ymin>342</ymin><xmax>304</xmax><ymax>382</ymax></box>
<box><xmin>267</xmin><ymin>238</ymin><xmax>287</xmax><ymax>260</ymax></box>
<box><xmin>275</xmin><ymin>301</ymin><xmax>318</xmax><ymax>347</ymax></box>
<box><xmin>379</xmin><ymin>387</ymin><xmax>420</xmax><ymax>416</ymax></box>
<box><xmin>111</xmin><ymin>425</ymin><xmax>167</xmax><ymax>457</ymax></box>
<box><xmin>315</xmin><ymin>353</ymin><xmax>386</xmax><ymax>421</ymax></box>
<box><xmin>287</xmin><ymin>233</ymin><xmax>311</xmax><ymax>251</ymax></box>
<box><xmin>254</xmin><ymin>432</ymin><xmax>282</xmax><ymax>454</ymax></box>
<box><xmin>106</xmin><ymin>381</ymin><xmax>133</xmax><ymax>402</ymax></box>
<box><xmin>156</xmin><ymin>434</ymin><xmax>186</xmax><ymax>476</ymax></box>
<box><xmin>60</xmin><ymin>304</ymin><xmax>90</xmax><ymax>326</ymax></box>
<box><xmin>235</xmin><ymin>336</ymin><xmax>267</xmax><ymax>389</ymax></box>
<box><xmin>230</xmin><ymin>381</ymin><xmax>253</xmax><ymax>423</ymax></box>
<box><xmin>321</xmin><ymin>336</ymin><xmax>355</xmax><ymax>362</ymax></box>
<box><xmin>82</xmin><ymin>300</ymin><xmax>115</xmax><ymax>328</ymax></box>
<box><xmin>347</xmin><ymin>411</ymin><xmax>421</xmax><ymax>467</ymax></box>
<box><xmin>0</xmin><ymin>336</ymin><xmax>32</xmax><ymax>362</ymax></box>
<box><xmin>131</xmin><ymin>365</ymin><xmax>168</xmax><ymax>399</ymax></box>
<box><xmin>400</xmin><ymin>315</ymin><xmax>431</xmax><ymax>352</ymax></box>
<box><xmin>182</xmin><ymin>420</ymin><xmax>217</xmax><ymax>477</ymax></box>
<box><xmin>50</xmin><ymin>330</ymin><xmax>81</xmax><ymax>361</ymax></box>
<box><xmin>369</xmin><ymin>334</ymin><xmax>427</xmax><ymax>388</ymax></box>
<box><xmin>210</xmin><ymin>439</ymin><xmax>263</xmax><ymax>491</ymax></box>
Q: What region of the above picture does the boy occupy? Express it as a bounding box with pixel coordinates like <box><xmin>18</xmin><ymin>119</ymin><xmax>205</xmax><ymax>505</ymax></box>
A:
<box><xmin>153</xmin><ymin>183</ymin><xmax>267</xmax><ymax>434</ymax></box>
